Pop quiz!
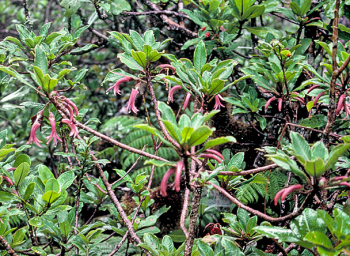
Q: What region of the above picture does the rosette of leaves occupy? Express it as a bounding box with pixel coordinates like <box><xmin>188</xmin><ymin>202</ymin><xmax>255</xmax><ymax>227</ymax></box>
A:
<box><xmin>254</xmin><ymin>207</ymin><xmax>350</xmax><ymax>256</ymax></box>
<box><xmin>109</xmin><ymin>30</ymin><xmax>171</xmax><ymax>72</ymax></box>
<box><xmin>181</xmin><ymin>0</ymin><xmax>282</xmax><ymax>51</ymax></box>
<box><xmin>0</xmin><ymin>23</ymin><xmax>90</xmax><ymax>94</ymax></box>
<box><xmin>265</xmin><ymin>132</ymin><xmax>350</xmax><ymax>183</ymax></box>
<box><xmin>134</xmin><ymin>102</ymin><xmax>236</xmax><ymax>163</ymax></box>
<box><xmin>242</xmin><ymin>38</ymin><xmax>306</xmax><ymax>105</ymax></box>
<box><xmin>300</xmin><ymin>40</ymin><xmax>350</xmax><ymax>112</ymax></box>
<box><xmin>164</xmin><ymin>41</ymin><xmax>246</xmax><ymax>107</ymax></box>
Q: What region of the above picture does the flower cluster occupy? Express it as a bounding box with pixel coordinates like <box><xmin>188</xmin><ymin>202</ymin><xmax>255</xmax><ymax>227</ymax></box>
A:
<box><xmin>274</xmin><ymin>184</ymin><xmax>303</xmax><ymax>206</ymax></box>
<box><xmin>160</xmin><ymin>149</ymin><xmax>224</xmax><ymax>197</ymax></box>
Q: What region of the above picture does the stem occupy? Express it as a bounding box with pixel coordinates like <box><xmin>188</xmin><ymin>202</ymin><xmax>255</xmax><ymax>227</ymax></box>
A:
<box><xmin>0</xmin><ymin>235</ymin><xmax>18</xmax><ymax>256</ymax></box>
<box><xmin>184</xmin><ymin>186</ymin><xmax>202</xmax><ymax>256</ymax></box>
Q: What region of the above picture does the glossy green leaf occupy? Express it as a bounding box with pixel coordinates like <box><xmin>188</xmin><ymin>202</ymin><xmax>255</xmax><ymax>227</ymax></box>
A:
<box><xmin>42</xmin><ymin>191</ymin><xmax>61</xmax><ymax>204</ymax></box>
<box><xmin>158</xmin><ymin>101</ymin><xmax>177</xmax><ymax>125</ymax></box>
<box><xmin>326</xmin><ymin>144</ymin><xmax>350</xmax><ymax>170</ymax></box>
<box><xmin>14</xmin><ymin>162</ymin><xmax>30</xmax><ymax>186</ymax></box>
<box><xmin>204</xmin><ymin>136</ymin><xmax>236</xmax><ymax>150</ymax></box>
<box><xmin>45</xmin><ymin>178</ymin><xmax>60</xmax><ymax>193</ymax></box>
<box><xmin>198</xmin><ymin>240</ymin><xmax>214</xmax><ymax>256</ymax></box>
<box><xmin>131</xmin><ymin>50</ymin><xmax>147</xmax><ymax>68</ymax></box>
<box><xmin>38</xmin><ymin>165</ymin><xmax>54</xmax><ymax>184</ymax></box>
<box><xmin>304</xmin><ymin>231</ymin><xmax>333</xmax><ymax>248</ymax></box>
<box><xmin>57</xmin><ymin>171</ymin><xmax>75</xmax><ymax>190</ymax></box>
<box><xmin>193</xmin><ymin>41</ymin><xmax>207</xmax><ymax>73</ymax></box>
<box><xmin>23</xmin><ymin>182</ymin><xmax>35</xmax><ymax>201</ymax></box>
<box><xmin>187</xmin><ymin>126</ymin><xmax>213</xmax><ymax>147</ymax></box>
<box><xmin>304</xmin><ymin>158</ymin><xmax>325</xmax><ymax>178</ymax></box>
<box><xmin>29</xmin><ymin>216</ymin><xmax>44</xmax><ymax>228</ymax></box>
<box><xmin>291</xmin><ymin>132</ymin><xmax>311</xmax><ymax>162</ymax></box>
<box><xmin>34</xmin><ymin>45</ymin><xmax>48</xmax><ymax>74</ymax></box>
<box><xmin>14</xmin><ymin>154</ymin><xmax>31</xmax><ymax>168</ymax></box>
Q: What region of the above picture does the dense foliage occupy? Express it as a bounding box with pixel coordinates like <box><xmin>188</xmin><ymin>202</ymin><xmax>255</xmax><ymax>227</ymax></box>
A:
<box><xmin>2</xmin><ymin>0</ymin><xmax>350</xmax><ymax>255</ymax></box>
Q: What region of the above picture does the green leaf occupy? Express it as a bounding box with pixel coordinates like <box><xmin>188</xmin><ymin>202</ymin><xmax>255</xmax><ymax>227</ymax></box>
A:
<box><xmin>29</xmin><ymin>216</ymin><xmax>44</xmax><ymax>228</ymax></box>
<box><xmin>304</xmin><ymin>158</ymin><xmax>325</xmax><ymax>178</ymax></box>
<box><xmin>39</xmin><ymin>22</ymin><xmax>51</xmax><ymax>37</ymax></box>
<box><xmin>290</xmin><ymin>2</ymin><xmax>301</xmax><ymax>16</ymax></box>
<box><xmin>300</xmin><ymin>0</ymin><xmax>312</xmax><ymax>17</ymax></box>
<box><xmin>158</xmin><ymin>101</ymin><xmax>177</xmax><ymax>125</ymax></box>
<box><xmin>34</xmin><ymin>45</ymin><xmax>48</xmax><ymax>74</ymax></box>
<box><xmin>0</xmin><ymin>191</ymin><xmax>20</xmax><ymax>202</ymax></box>
<box><xmin>57</xmin><ymin>171</ymin><xmax>75</xmax><ymax>190</ymax></box>
<box><xmin>0</xmin><ymin>66</ymin><xmax>37</xmax><ymax>90</ymax></box>
<box><xmin>299</xmin><ymin>114</ymin><xmax>327</xmax><ymax>128</ymax></box>
<box><xmin>109</xmin><ymin>0</ymin><xmax>131</xmax><ymax>15</ymax></box>
<box><xmin>326</xmin><ymin>144</ymin><xmax>350</xmax><ymax>170</ymax></box>
<box><xmin>131</xmin><ymin>50</ymin><xmax>147</xmax><ymax>68</ymax></box>
<box><xmin>60</xmin><ymin>0</ymin><xmax>81</xmax><ymax>17</ymax></box>
<box><xmin>193</xmin><ymin>41</ymin><xmax>207</xmax><ymax>73</ymax></box>
<box><xmin>197</xmin><ymin>240</ymin><xmax>214</xmax><ymax>256</ymax></box>
<box><xmin>23</xmin><ymin>182</ymin><xmax>35</xmax><ymax>201</ymax></box>
<box><xmin>254</xmin><ymin>226</ymin><xmax>300</xmax><ymax>242</ymax></box>
<box><xmin>246</xmin><ymin>26</ymin><xmax>283</xmax><ymax>39</ymax></box>
<box><xmin>14</xmin><ymin>162</ymin><xmax>30</xmax><ymax>186</ymax></box>
<box><xmin>204</xmin><ymin>136</ymin><xmax>236</xmax><ymax>150</ymax></box>
<box><xmin>291</xmin><ymin>132</ymin><xmax>311</xmax><ymax>162</ymax></box>
<box><xmin>187</xmin><ymin>126</ymin><xmax>213</xmax><ymax>147</ymax></box>
<box><xmin>45</xmin><ymin>178</ymin><xmax>60</xmax><ymax>193</ymax></box>
<box><xmin>304</xmin><ymin>231</ymin><xmax>333</xmax><ymax>248</ymax></box>
<box><xmin>221</xmin><ymin>237</ymin><xmax>244</xmax><ymax>255</ymax></box>
<box><xmin>4</xmin><ymin>36</ymin><xmax>24</xmax><ymax>49</ymax></box>
<box><xmin>42</xmin><ymin>191</ymin><xmax>61</xmax><ymax>204</ymax></box>
<box><xmin>134</xmin><ymin>124</ymin><xmax>173</xmax><ymax>147</ymax></box>
<box><xmin>12</xmin><ymin>227</ymin><xmax>27</xmax><ymax>247</ymax></box>
<box><xmin>162</xmin><ymin>120</ymin><xmax>181</xmax><ymax>143</ymax></box>
<box><xmin>0</xmin><ymin>87</ymin><xmax>30</xmax><ymax>103</ymax></box>
<box><xmin>119</xmin><ymin>54</ymin><xmax>143</xmax><ymax>71</ymax></box>
<box><xmin>162</xmin><ymin>235</ymin><xmax>175</xmax><ymax>253</ymax></box>
<box><xmin>16</xmin><ymin>24</ymin><xmax>31</xmax><ymax>41</ymax></box>
<box><xmin>14</xmin><ymin>154</ymin><xmax>31</xmax><ymax>168</ymax></box>
<box><xmin>38</xmin><ymin>165</ymin><xmax>54</xmax><ymax>184</ymax></box>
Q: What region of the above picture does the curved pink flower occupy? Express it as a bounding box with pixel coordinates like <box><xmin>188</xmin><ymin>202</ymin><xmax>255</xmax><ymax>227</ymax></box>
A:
<box><xmin>2</xmin><ymin>176</ymin><xmax>13</xmax><ymax>186</ymax></box>
<box><xmin>214</xmin><ymin>95</ymin><xmax>225</xmax><ymax>110</ymax></box>
<box><xmin>205</xmin><ymin>149</ymin><xmax>224</xmax><ymax>161</ymax></box>
<box><xmin>62</xmin><ymin>119</ymin><xmax>79</xmax><ymax>138</ymax></box>
<box><xmin>157</xmin><ymin>64</ymin><xmax>176</xmax><ymax>74</ymax></box>
<box><xmin>183</xmin><ymin>93</ymin><xmax>191</xmax><ymax>110</ymax></box>
<box><xmin>106</xmin><ymin>76</ymin><xmax>133</xmax><ymax>96</ymax></box>
<box><xmin>46</xmin><ymin>112</ymin><xmax>62</xmax><ymax>147</ymax></box>
<box><xmin>65</xmin><ymin>99</ymin><xmax>79</xmax><ymax>116</ymax></box>
<box><xmin>199</xmin><ymin>153</ymin><xmax>222</xmax><ymax>163</ymax></box>
<box><xmin>265</xmin><ymin>97</ymin><xmax>275</xmax><ymax>111</ymax></box>
<box><xmin>160</xmin><ymin>168</ymin><xmax>176</xmax><ymax>197</ymax></box>
<box><xmin>274</xmin><ymin>184</ymin><xmax>303</xmax><ymax>206</ymax></box>
<box><xmin>125</xmin><ymin>88</ymin><xmax>139</xmax><ymax>114</ymax></box>
<box><xmin>175</xmin><ymin>161</ymin><xmax>184</xmax><ymax>192</ymax></box>
<box><xmin>27</xmin><ymin>110</ymin><xmax>44</xmax><ymax>147</ymax></box>
<box><xmin>168</xmin><ymin>85</ymin><xmax>182</xmax><ymax>103</ymax></box>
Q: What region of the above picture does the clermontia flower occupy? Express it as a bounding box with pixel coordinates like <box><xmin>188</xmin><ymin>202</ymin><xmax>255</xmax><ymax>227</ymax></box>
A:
<box><xmin>27</xmin><ymin>109</ymin><xmax>44</xmax><ymax>147</ymax></box>
<box><xmin>214</xmin><ymin>95</ymin><xmax>225</xmax><ymax>110</ymax></box>
<box><xmin>62</xmin><ymin>119</ymin><xmax>79</xmax><ymax>138</ymax></box>
<box><xmin>106</xmin><ymin>76</ymin><xmax>133</xmax><ymax>96</ymax></box>
<box><xmin>46</xmin><ymin>111</ymin><xmax>62</xmax><ymax>146</ymax></box>
<box><xmin>125</xmin><ymin>88</ymin><xmax>139</xmax><ymax>114</ymax></box>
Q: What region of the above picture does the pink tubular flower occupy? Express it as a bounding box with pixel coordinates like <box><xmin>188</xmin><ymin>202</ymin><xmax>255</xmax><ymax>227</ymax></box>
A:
<box><xmin>157</xmin><ymin>64</ymin><xmax>176</xmax><ymax>74</ymax></box>
<box><xmin>46</xmin><ymin>112</ymin><xmax>62</xmax><ymax>147</ymax></box>
<box><xmin>106</xmin><ymin>76</ymin><xmax>133</xmax><ymax>96</ymax></box>
<box><xmin>199</xmin><ymin>153</ymin><xmax>222</xmax><ymax>163</ymax></box>
<box><xmin>126</xmin><ymin>88</ymin><xmax>139</xmax><ymax>114</ymax></box>
<box><xmin>62</xmin><ymin>119</ymin><xmax>79</xmax><ymax>138</ymax></box>
<box><xmin>27</xmin><ymin>110</ymin><xmax>44</xmax><ymax>147</ymax></box>
<box><xmin>169</xmin><ymin>85</ymin><xmax>182</xmax><ymax>103</ymax></box>
<box><xmin>160</xmin><ymin>168</ymin><xmax>176</xmax><ymax>197</ymax></box>
<box><xmin>175</xmin><ymin>161</ymin><xmax>184</xmax><ymax>192</ymax></box>
<box><xmin>214</xmin><ymin>95</ymin><xmax>225</xmax><ymax>110</ymax></box>
<box><xmin>274</xmin><ymin>184</ymin><xmax>303</xmax><ymax>206</ymax></box>
<box><xmin>206</xmin><ymin>149</ymin><xmax>224</xmax><ymax>161</ymax></box>
<box><xmin>265</xmin><ymin>97</ymin><xmax>275</xmax><ymax>111</ymax></box>
<box><xmin>183</xmin><ymin>92</ymin><xmax>191</xmax><ymax>110</ymax></box>
<box><xmin>2</xmin><ymin>176</ymin><xmax>13</xmax><ymax>186</ymax></box>
<box><xmin>65</xmin><ymin>99</ymin><xmax>79</xmax><ymax>116</ymax></box>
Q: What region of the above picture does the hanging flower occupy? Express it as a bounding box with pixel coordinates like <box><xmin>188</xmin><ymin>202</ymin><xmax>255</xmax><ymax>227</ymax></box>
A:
<box><xmin>183</xmin><ymin>92</ymin><xmax>191</xmax><ymax>110</ymax></box>
<box><xmin>274</xmin><ymin>184</ymin><xmax>303</xmax><ymax>206</ymax></box>
<box><xmin>125</xmin><ymin>88</ymin><xmax>139</xmax><ymax>114</ymax></box>
<box><xmin>27</xmin><ymin>110</ymin><xmax>44</xmax><ymax>147</ymax></box>
<box><xmin>214</xmin><ymin>95</ymin><xmax>225</xmax><ymax>110</ymax></box>
<box><xmin>160</xmin><ymin>168</ymin><xmax>176</xmax><ymax>197</ymax></box>
<box><xmin>62</xmin><ymin>119</ymin><xmax>79</xmax><ymax>138</ymax></box>
<box><xmin>65</xmin><ymin>98</ymin><xmax>79</xmax><ymax>116</ymax></box>
<box><xmin>106</xmin><ymin>76</ymin><xmax>133</xmax><ymax>96</ymax></box>
<box><xmin>46</xmin><ymin>112</ymin><xmax>62</xmax><ymax>146</ymax></box>
<box><xmin>168</xmin><ymin>85</ymin><xmax>182</xmax><ymax>103</ymax></box>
